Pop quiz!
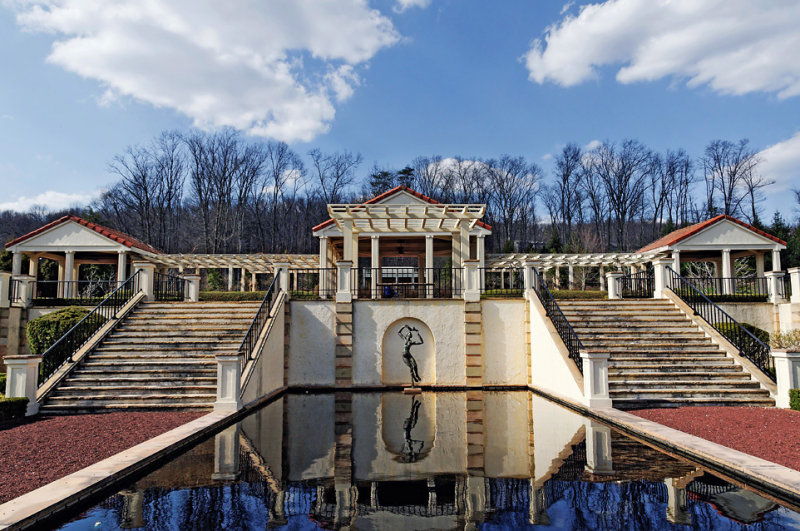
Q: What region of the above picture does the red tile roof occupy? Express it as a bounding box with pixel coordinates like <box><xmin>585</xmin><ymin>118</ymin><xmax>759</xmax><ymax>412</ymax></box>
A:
<box><xmin>312</xmin><ymin>185</ymin><xmax>492</xmax><ymax>232</ymax></box>
<box><xmin>5</xmin><ymin>215</ymin><xmax>161</xmax><ymax>254</ymax></box>
<box><xmin>637</xmin><ymin>215</ymin><xmax>786</xmax><ymax>253</ymax></box>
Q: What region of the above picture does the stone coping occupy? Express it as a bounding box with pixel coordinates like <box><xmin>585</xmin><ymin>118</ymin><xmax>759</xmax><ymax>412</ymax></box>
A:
<box><xmin>0</xmin><ymin>387</ymin><xmax>287</xmax><ymax>530</ymax></box>
<box><xmin>530</xmin><ymin>386</ymin><xmax>800</xmax><ymax>512</ymax></box>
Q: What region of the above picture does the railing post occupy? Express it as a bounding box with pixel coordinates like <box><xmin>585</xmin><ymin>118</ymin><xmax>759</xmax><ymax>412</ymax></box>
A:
<box><xmin>772</xmin><ymin>350</ymin><xmax>800</xmax><ymax>408</ymax></box>
<box><xmin>652</xmin><ymin>257</ymin><xmax>673</xmax><ymax>299</ymax></box>
<box><xmin>336</xmin><ymin>261</ymin><xmax>353</xmax><ymax>303</ymax></box>
<box><xmin>5</xmin><ymin>355</ymin><xmax>41</xmax><ymax>416</ymax></box>
<box><xmin>522</xmin><ymin>261</ymin><xmax>538</xmax><ymax>299</ymax></box>
<box><xmin>463</xmin><ymin>260</ymin><xmax>480</xmax><ymax>302</ymax></box>
<box><xmin>132</xmin><ymin>262</ymin><xmax>156</xmax><ymax>301</ymax></box>
<box><xmin>12</xmin><ymin>275</ymin><xmax>34</xmax><ymax>308</ymax></box>
<box><xmin>789</xmin><ymin>267</ymin><xmax>800</xmax><ymax>304</ymax></box>
<box><xmin>580</xmin><ymin>350</ymin><xmax>612</xmax><ymax>408</ymax></box>
<box><xmin>273</xmin><ymin>262</ymin><xmax>289</xmax><ymax>298</ymax></box>
<box><xmin>584</xmin><ymin>420</ymin><xmax>614</xmax><ymax>475</ymax></box>
<box><xmin>766</xmin><ymin>271</ymin><xmax>786</xmax><ymax>304</ymax></box>
<box><xmin>606</xmin><ymin>271</ymin><xmax>624</xmax><ymax>300</ymax></box>
<box><xmin>214</xmin><ymin>353</ymin><xmax>243</xmax><ymax>412</ymax></box>
<box><xmin>0</xmin><ymin>272</ymin><xmax>11</xmax><ymax>308</ymax></box>
<box><xmin>184</xmin><ymin>274</ymin><xmax>200</xmax><ymax>302</ymax></box>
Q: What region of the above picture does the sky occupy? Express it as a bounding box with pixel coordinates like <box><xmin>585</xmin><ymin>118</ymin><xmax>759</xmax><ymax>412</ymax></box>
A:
<box><xmin>0</xmin><ymin>0</ymin><xmax>799</xmax><ymax>218</ymax></box>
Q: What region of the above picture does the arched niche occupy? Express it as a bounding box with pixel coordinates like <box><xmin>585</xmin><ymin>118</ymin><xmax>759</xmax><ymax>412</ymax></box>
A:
<box><xmin>381</xmin><ymin>393</ymin><xmax>436</xmax><ymax>463</ymax></box>
<box><xmin>381</xmin><ymin>318</ymin><xmax>435</xmax><ymax>386</ymax></box>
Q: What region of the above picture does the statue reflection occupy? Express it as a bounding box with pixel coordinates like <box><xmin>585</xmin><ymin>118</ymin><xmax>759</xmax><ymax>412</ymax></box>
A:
<box><xmin>399</xmin><ymin>396</ymin><xmax>424</xmax><ymax>463</ymax></box>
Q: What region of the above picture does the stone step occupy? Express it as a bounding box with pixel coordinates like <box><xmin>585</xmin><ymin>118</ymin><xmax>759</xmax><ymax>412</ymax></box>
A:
<box><xmin>109</xmin><ymin>330</ymin><xmax>246</xmax><ymax>338</ymax></box>
<box><xmin>605</xmin><ymin>351</ymin><xmax>727</xmax><ymax>358</ymax></box>
<box><xmin>585</xmin><ymin>344</ymin><xmax>722</xmax><ymax>353</ymax></box>
<box><xmin>609</xmin><ymin>366</ymin><xmax>744</xmax><ymax>376</ymax></box>
<box><xmin>100</xmin><ymin>339</ymin><xmax>241</xmax><ymax>348</ymax></box>
<box><xmin>610</xmin><ymin>388</ymin><xmax>772</xmax><ymax>400</ymax></box>
<box><xmin>39</xmin><ymin>404</ymin><xmax>213</xmax><ymax>414</ymax></box>
<box><xmin>609</xmin><ymin>370</ymin><xmax>749</xmax><ymax>380</ymax></box>
<box><xmin>79</xmin><ymin>361</ymin><xmax>218</xmax><ymax>371</ymax></box>
<box><xmin>612</xmin><ymin>397</ymin><xmax>775</xmax><ymax>409</ymax></box>
<box><xmin>609</xmin><ymin>379</ymin><xmax>761</xmax><ymax>390</ymax></box>
<box><xmin>94</xmin><ymin>345</ymin><xmax>238</xmax><ymax>353</ymax></box>
<box><xmin>52</xmin><ymin>385</ymin><xmax>216</xmax><ymax>396</ymax></box>
<box><xmin>561</xmin><ymin>315</ymin><xmax>691</xmax><ymax>323</ymax></box>
<box><xmin>572</xmin><ymin>326</ymin><xmax>702</xmax><ymax>333</ymax></box>
<box><xmin>66</xmin><ymin>376</ymin><xmax>216</xmax><ymax>386</ymax></box>
<box><xmin>558</xmin><ymin>300</ymin><xmax>673</xmax><ymax>306</ymax></box>
<box><xmin>578</xmin><ymin>333</ymin><xmax>709</xmax><ymax>341</ymax></box>
<box><xmin>88</xmin><ymin>353</ymin><xmax>218</xmax><ymax>360</ymax></box>
<box><xmin>139</xmin><ymin>302</ymin><xmax>261</xmax><ymax>308</ymax></box>
<box><xmin>44</xmin><ymin>394</ymin><xmax>216</xmax><ymax>404</ymax></box>
<box><xmin>610</xmin><ymin>358</ymin><xmax>734</xmax><ymax>367</ymax></box>
<box><xmin>124</xmin><ymin>317</ymin><xmax>253</xmax><ymax>325</ymax></box>
<box><xmin>73</xmin><ymin>368</ymin><xmax>216</xmax><ymax>378</ymax></box>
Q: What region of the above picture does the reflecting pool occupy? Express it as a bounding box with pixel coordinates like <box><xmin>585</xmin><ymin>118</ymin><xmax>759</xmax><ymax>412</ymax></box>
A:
<box><xmin>57</xmin><ymin>391</ymin><xmax>800</xmax><ymax>529</ymax></box>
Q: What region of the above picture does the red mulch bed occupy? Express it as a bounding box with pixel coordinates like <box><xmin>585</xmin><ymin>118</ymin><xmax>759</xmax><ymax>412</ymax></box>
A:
<box><xmin>0</xmin><ymin>412</ymin><xmax>202</xmax><ymax>504</ymax></box>
<box><xmin>632</xmin><ymin>407</ymin><xmax>800</xmax><ymax>471</ymax></box>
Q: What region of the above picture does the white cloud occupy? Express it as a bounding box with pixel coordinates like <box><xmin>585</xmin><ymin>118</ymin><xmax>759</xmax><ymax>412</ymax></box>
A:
<box><xmin>541</xmin><ymin>153</ymin><xmax>553</xmax><ymax>161</ymax></box>
<box><xmin>524</xmin><ymin>0</ymin><xmax>800</xmax><ymax>98</ymax></box>
<box><xmin>0</xmin><ymin>190</ymin><xmax>96</xmax><ymax>212</ymax></box>
<box><xmin>759</xmin><ymin>132</ymin><xmax>800</xmax><ymax>194</ymax></box>
<box><xmin>584</xmin><ymin>139</ymin><xmax>602</xmax><ymax>151</ymax></box>
<box><xmin>8</xmin><ymin>0</ymin><xmax>400</xmax><ymax>142</ymax></box>
<box><xmin>394</xmin><ymin>0</ymin><xmax>431</xmax><ymax>13</ymax></box>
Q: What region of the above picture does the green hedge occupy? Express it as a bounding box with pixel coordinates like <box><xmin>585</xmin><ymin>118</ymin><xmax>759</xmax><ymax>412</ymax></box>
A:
<box><xmin>200</xmin><ymin>290</ymin><xmax>267</xmax><ymax>301</ymax></box>
<box><xmin>714</xmin><ymin>322</ymin><xmax>770</xmax><ymax>344</ymax></box>
<box><xmin>0</xmin><ymin>397</ymin><xmax>28</xmax><ymax>422</ymax></box>
<box><xmin>26</xmin><ymin>307</ymin><xmax>90</xmax><ymax>355</ymax></box>
<box><xmin>790</xmin><ymin>389</ymin><xmax>800</xmax><ymax>411</ymax></box>
<box><xmin>552</xmin><ymin>290</ymin><xmax>608</xmax><ymax>300</ymax></box>
<box><xmin>0</xmin><ymin>373</ymin><xmax>5</xmax><ymax>395</ymax></box>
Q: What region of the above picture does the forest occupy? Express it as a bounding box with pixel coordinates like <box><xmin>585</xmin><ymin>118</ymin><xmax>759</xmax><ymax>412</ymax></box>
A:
<box><xmin>2</xmin><ymin>128</ymin><xmax>799</xmax><ymax>269</ymax></box>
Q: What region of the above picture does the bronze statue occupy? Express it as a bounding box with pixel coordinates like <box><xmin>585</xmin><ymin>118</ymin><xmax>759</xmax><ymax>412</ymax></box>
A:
<box><xmin>398</xmin><ymin>324</ymin><xmax>423</xmax><ymax>385</ymax></box>
<box><xmin>400</xmin><ymin>396</ymin><xmax>424</xmax><ymax>462</ymax></box>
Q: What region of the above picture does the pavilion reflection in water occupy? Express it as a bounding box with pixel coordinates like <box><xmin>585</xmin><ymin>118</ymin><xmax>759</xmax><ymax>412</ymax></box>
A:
<box><xmin>84</xmin><ymin>392</ymin><xmax>791</xmax><ymax>530</ymax></box>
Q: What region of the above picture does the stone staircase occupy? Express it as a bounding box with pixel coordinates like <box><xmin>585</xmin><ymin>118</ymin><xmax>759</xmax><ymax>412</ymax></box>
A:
<box><xmin>40</xmin><ymin>301</ymin><xmax>262</xmax><ymax>414</ymax></box>
<box><xmin>557</xmin><ymin>299</ymin><xmax>774</xmax><ymax>409</ymax></box>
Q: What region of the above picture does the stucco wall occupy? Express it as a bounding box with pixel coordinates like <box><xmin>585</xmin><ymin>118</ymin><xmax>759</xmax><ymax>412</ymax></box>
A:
<box><xmin>482</xmin><ymin>300</ymin><xmax>527</xmax><ymax>385</ymax></box>
<box><xmin>353</xmin><ymin>300</ymin><xmax>466</xmax><ymax>386</ymax></box>
<box><xmin>716</xmin><ymin>302</ymin><xmax>777</xmax><ymax>334</ymax></box>
<box><xmin>531</xmin><ymin>394</ymin><xmax>586</xmax><ymax>485</ymax></box>
<box><xmin>288</xmin><ymin>301</ymin><xmax>336</xmax><ymax>386</ymax></box>
<box><xmin>241</xmin><ymin>297</ymin><xmax>286</xmax><ymax>404</ymax></box>
<box><xmin>778</xmin><ymin>302</ymin><xmax>800</xmax><ymax>333</ymax></box>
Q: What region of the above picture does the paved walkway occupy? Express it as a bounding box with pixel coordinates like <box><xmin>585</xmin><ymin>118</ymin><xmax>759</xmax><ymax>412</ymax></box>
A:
<box><xmin>0</xmin><ymin>412</ymin><xmax>202</xmax><ymax>504</ymax></box>
<box><xmin>632</xmin><ymin>407</ymin><xmax>800</xmax><ymax>472</ymax></box>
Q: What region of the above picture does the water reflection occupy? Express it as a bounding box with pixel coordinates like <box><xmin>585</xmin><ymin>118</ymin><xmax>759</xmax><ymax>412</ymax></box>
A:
<box><xmin>59</xmin><ymin>391</ymin><xmax>800</xmax><ymax>530</ymax></box>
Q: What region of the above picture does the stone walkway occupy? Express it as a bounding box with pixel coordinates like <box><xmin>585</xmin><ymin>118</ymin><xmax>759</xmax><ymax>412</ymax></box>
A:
<box><xmin>0</xmin><ymin>412</ymin><xmax>202</xmax><ymax>503</ymax></box>
<box><xmin>632</xmin><ymin>407</ymin><xmax>800</xmax><ymax>472</ymax></box>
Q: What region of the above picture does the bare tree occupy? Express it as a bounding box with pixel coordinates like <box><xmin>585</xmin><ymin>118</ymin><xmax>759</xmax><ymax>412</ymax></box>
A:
<box><xmin>485</xmin><ymin>155</ymin><xmax>541</xmax><ymax>249</ymax></box>
<box><xmin>545</xmin><ymin>143</ymin><xmax>583</xmax><ymax>242</ymax></box>
<box><xmin>308</xmin><ymin>149</ymin><xmax>363</xmax><ymax>204</ymax></box>
<box><xmin>702</xmin><ymin>139</ymin><xmax>760</xmax><ymax>218</ymax></box>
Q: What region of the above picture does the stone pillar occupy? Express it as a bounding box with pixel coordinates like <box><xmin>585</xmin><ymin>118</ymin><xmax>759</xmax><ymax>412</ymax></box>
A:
<box><xmin>672</xmin><ymin>250</ymin><xmax>680</xmax><ymax>274</ymax></box>
<box><xmin>227</xmin><ymin>265</ymin><xmax>234</xmax><ymax>291</ymax></box>
<box><xmin>0</xmin><ymin>272</ymin><xmax>10</xmax><ymax>308</ymax></box>
<box><xmin>522</xmin><ymin>261</ymin><xmax>537</xmax><ymax>295</ymax></box>
<box><xmin>756</xmin><ymin>252</ymin><xmax>766</xmax><ymax>277</ymax></box>
<box><xmin>568</xmin><ymin>265</ymin><xmax>575</xmax><ymax>290</ymax></box>
<box><xmin>580</xmin><ymin>350</ymin><xmax>612</xmax><ymax>408</ymax></box>
<box><xmin>12</xmin><ymin>275</ymin><xmax>34</xmax><ymax>308</ymax></box>
<box><xmin>773</xmin><ymin>249</ymin><xmax>782</xmax><ymax>272</ymax></box>
<box><xmin>790</xmin><ymin>268</ymin><xmax>800</xmax><ymax>304</ymax></box>
<box><xmin>721</xmin><ymin>249</ymin><xmax>733</xmax><ymax>295</ymax></box>
<box><xmin>64</xmin><ymin>251</ymin><xmax>75</xmax><ymax>299</ymax></box>
<box><xmin>214</xmin><ymin>353</ymin><xmax>242</xmax><ymax>412</ymax></box>
<box><xmin>766</xmin><ymin>271</ymin><xmax>786</xmax><ymax>304</ymax></box>
<box><xmin>336</xmin><ymin>261</ymin><xmax>353</xmax><ymax>303</ymax></box>
<box><xmin>319</xmin><ymin>237</ymin><xmax>329</xmax><ymax>298</ymax></box>
<box><xmin>584</xmin><ymin>420</ymin><xmax>614</xmax><ymax>474</ymax></box>
<box><xmin>599</xmin><ymin>266</ymin><xmax>606</xmax><ymax>291</ymax></box>
<box><xmin>425</xmin><ymin>235</ymin><xmax>434</xmax><ymax>298</ymax></box>
<box><xmin>11</xmin><ymin>252</ymin><xmax>22</xmax><ymax>276</ymax></box>
<box><xmin>341</xmin><ymin>220</ymin><xmax>354</xmax><ymax>262</ymax></box>
<box><xmin>184</xmin><ymin>274</ymin><xmax>200</xmax><ymax>302</ymax></box>
<box><xmin>28</xmin><ymin>255</ymin><xmax>38</xmax><ymax>301</ymax></box>
<box><xmin>606</xmin><ymin>271</ymin><xmax>624</xmax><ymax>300</ymax></box>
<box><xmin>116</xmin><ymin>251</ymin><xmax>127</xmax><ymax>286</ymax></box>
<box><xmin>773</xmin><ymin>350</ymin><xmax>800</xmax><ymax>408</ymax></box>
<box><xmin>240</xmin><ymin>268</ymin><xmax>246</xmax><ymax>292</ymax></box>
<box><xmin>273</xmin><ymin>262</ymin><xmax>290</xmax><ymax>296</ymax></box>
<box><xmin>133</xmin><ymin>262</ymin><xmax>156</xmax><ymax>301</ymax></box>
<box><xmin>652</xmin><ymin>257</ymin><xmax>673</xmax><ymax>299</ymax></box>
<box><xmin>477</xmin><ymin>235</ymin><xmax>486</xmax><ymax>290</ymax></box>
<box><xmin>212</xmin><ymin>425</ymin><xmax>240</xmax><ymax>481</ymax></box>
<box><xmin>371</xmin><ymin>236</ymin><xmax>380</xmax><ymax>299</ymax></box>
<box><xmin>463</xmin><ymin>260</ymin><xmax>480</xmax><ymax>302</ymax></box>
<box><xmin>665</xmin><ymin>480</ymin><xmax>692</xmax><ymax>525</ymax></box>
<box><xmin>5</xmin><ymin>355</ymin><xmax>41</xmax><ymax>416</ymax></box>
<box><xmin>251</xmin><ymin>271</ymin><xmax>257</xmax><ymax>292</ymax></box>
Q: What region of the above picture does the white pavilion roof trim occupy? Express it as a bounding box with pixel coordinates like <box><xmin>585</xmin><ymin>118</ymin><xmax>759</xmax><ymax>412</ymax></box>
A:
<box><xmin>326</xmin><ymin>203</ymin><xmax>487</xmax><ymax>233</ymax></box>
<box><xmin>148</xmin><ymin>253</ymin><xmax>320</xmax><ymax>272</ymax></box>
<box><xmin>486</xmin><ymin>252</ymin><xmax>660</xmax><ymax>269</ymax></box>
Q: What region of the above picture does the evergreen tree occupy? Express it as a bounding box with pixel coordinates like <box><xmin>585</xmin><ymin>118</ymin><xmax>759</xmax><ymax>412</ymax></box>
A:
<box><xmin>545</xmin><ymin>230</ymin><xmax>563</xmax><ymax>253</ymax></box>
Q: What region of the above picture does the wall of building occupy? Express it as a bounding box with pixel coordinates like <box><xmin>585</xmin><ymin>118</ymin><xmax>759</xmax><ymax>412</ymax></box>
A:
<box><xmin>716</xmin><ymin>302</ymin><xmax>777</xmax><ymax>334</ymax></box>
<box><xmin>778</xmin><ymin>302</ymin><xmax>800</xmax><ymax>333</ymax></box>
<box><xmin>482</xmin><ymin>300</ymin><xmax>527</xmax><ymax>386</ymax></box>
<box><xmin>241</xmin><ymin>297</ymin><xmax>286</xmax><ymax>404</ymax></box>
<box><xmin>287</xmin><ymin>300</ymin><xmax>336</xmax><ymax>386</ymax></box>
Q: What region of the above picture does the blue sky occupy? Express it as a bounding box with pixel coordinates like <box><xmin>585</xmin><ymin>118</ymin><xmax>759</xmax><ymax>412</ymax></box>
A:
<box><xmin>1</xmin><ymin>0</ymin><xmax>799</xmax><ymax>218</ymax></box>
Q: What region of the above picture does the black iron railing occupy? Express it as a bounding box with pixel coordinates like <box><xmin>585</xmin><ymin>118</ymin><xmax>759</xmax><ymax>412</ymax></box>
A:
<box><xmin>154</xmin><ymin>271</ymin><xmax>185</xmax><ymax>301</ymax></box>
<box><xmin>681</xmin><ymin>276</ymin><xmax>769</xmax><ymax>302</ymax></box>
<box><xmin>38</xmin><ymin>271</ymin><xmax>141</xmax><ymax>385</ymax></box>
<box><xmin>238</xmin><ymin>270</ymin><xmax>281</xmax><ymax>373</ymax></box>
<box><xmin>353</xmin><ymin>267</ymin><xmax>463</xmax><ymax>299</ymax></box>
<box><xmin>480</xmin><ymin>267</ymin><xmax>524</xmax><ymax>298</ymax></box>
<box><xmin>33</xmin><ymin>279</ymin><xmax>117</xmax><ymax>306</ymax></box>
<box><xmin>9</xmin><ymin>278</ymin><xmax>21</xmax><ymax>304</ymax></box>
<box><xmin>781</xmin><ymin>272</ymin><xmax>792</xmax><ymax>300</ymax></box>
<box><xmin>531</xmin><ymin>267</ymin><xmax>585</xmax><ymax>374</ymax></box>
<box><xmin>288</xmin><ymin>268</ymin><xmax>336</xmax><ymax>299</ymax></box>
<box><xmin>619</xmin><ymin>271</ymin><xmax>654</xmax><ymax>298</ymax></box>
<box><xmin>667</xmin><ymin>267</ymin><xmax>774</xmax><ymax>381</ymax></box>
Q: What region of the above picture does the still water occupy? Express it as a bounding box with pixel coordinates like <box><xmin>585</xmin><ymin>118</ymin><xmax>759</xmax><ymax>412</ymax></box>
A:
<box><xmin>58</xmin><ymin>391</ymin><xmax>800</xmax><ymax>530</ymax></box>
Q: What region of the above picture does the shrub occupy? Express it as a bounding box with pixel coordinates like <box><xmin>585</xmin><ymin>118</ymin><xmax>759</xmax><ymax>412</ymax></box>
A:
<box><xmin>0</xmin><ymin>397</ymin><xmax>28</xmax><ymax>422</ymax></box>
<box><xmin>206</xmin><ymin>269</ymin><xmax>225</xmax><ymax>291</ymax></box>
<box><xmin>26</xmin><ymin>307</ymin><xmax>90</xmax><ymax>355</ymax></box>
<box><xmin>552</xmin><ymin>290</ymin><xmax>608</xmax><ymax>300</ymax></box>
<box><xmin>770</xmin><ymin>330</ymin><xmax>800</xmax><ymax>351</ymax></box>
<box><xmin>200</xmin><ymin>290</ymin><xmax>267</xmax><ymax>301</ymax></box>
<box><xmin>0</xmin><ymin>373</ymin><xmax>5</xmax><ymax>395</ymax></box>
<box><xmin>790</xmin><ymin>389</ymin><xmax>800</xmax><ymax>411</ymax></box>
<box><xmin>715</xmin><ymin>322</ymin><xmax>770</xmax><ymax>345</ymax></box>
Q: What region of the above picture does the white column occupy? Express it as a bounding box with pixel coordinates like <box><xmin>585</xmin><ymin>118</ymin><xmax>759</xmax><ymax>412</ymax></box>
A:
<box><xmin>133</xmin><ymin>262</ymin><xmax>156</xmax><ymax>301</ymax></box>
<box><xmin>371</xmin><ymin>235</ymin><xmax>380</xmax><ymax>299</ymax></box>
<box><xmin>425</xmin><ymin>235</ymin><xmax>434</xmax><ymax>298</ymax></box>
<box><xmin>214</xmin><ymin>354</ymin><xmax>242</xmax><ymax>412</ymax></box>
<box><xmin>212</xmin><ymin>425</ymin><xmax>240</xmax><ymax>481</ymax></box>
<box><xmin>12</xmin><ymin>275</ymin><xmax>34</xmax><ymax>308</ymax></box>
<box><xmin>766</xmin><ymin>271</ymin><xmax>785</xmax><ymax>304</ymax></box>
<box><xmin>665</xmin><ymin>480</ymin><xmax>691</xmax><ymax>525</ymax></box>
<box><xmin>721</xmin><ymin>249</ymin><xmax>732</xmax><ymax>295</ymax></box>
<box><xmin>117</xmin><ymin>251</ymin><xmax>127</xmax><ymax>286</ymax></box>
<box><xmin>319</xmin><ymin>237</ymin><xmax>329</xmax><ymax>298</ymax></box>
<box><xmin>463</xmin><ymin>260</ymin><xmax>480</xmax><ymax>302</ymax></box>
<box><xmin>184</xmin><ymin>274</ymin><xmax>200</xmax><ymax>302</ymax></box>
<box><xmin>460</xmin><ymin>222</ymin><xmax>471</xmax><ymax>264</ymax></box>
<box><xmin>5</xmin><ymin>355</ymin><xmax>41</xmax><ymax>416</ymax></box>
<box><xmin>773</xmin><ymin>249</ymin><xmax>782</xmax><ymax>272</ymax></box>
<box><xmin>773</xmin><ymin>350</ymin><xmax>800</xmax><ymax>408</ymax></box>
<box><xmin>580</xmin><ymin>351</ymin><xmax>612</xmax><ymax>408</ymax></box>
<box><xmin>568</xmin><ymin>265</ymin><xmax>575</xmax><ymax>290</ymax></box>
<box><xmin>584</xmin><ymin>420</ymin><xmax>614</xmax><ymax>474</ymax></box>
<box><xmin>28</xmin><ymin>255</ymin><xmax>38</xmax><ymax>300</ymax></box>
<box><xmin>240</xmin><ymin>268</ymin><xmax>246</xmax><ymax>292</ymax></box>
<box><xmin>341</xmin><ymin>220</ymin><xmax>354</xmax><ymax>262</ymax></box>
<box><xmin>671</xmin><ymin>250</ymin><xmax>680</xmax><ymax>274</ymax></box>
<box><xmin>477</xmin><ymin>235</ymin><xmax>486</xmax><ymax>290</ymax></box>
<box><xmin>64</xmin><ymin>251</ymin><xmax>75</xmax><ymax>299</ymax></box>
<box><xmin>11</xmin><ymin>252</ymin><xmax>22</xmax><ymax>275</ymax></box>
<box><xmin>251</xmin><ymin>271</ymin><xmax>256</xmax><ymax>292</ymax></box>
<box><xmin>599</xmin><ymin>266</ymin><xmax>606</xmax><ymax>291</ymax></box>
<box><xmin>606</xmin><ymin>271</ymin><xmax>624</xmax><ymax>300</ymax></box>
<box><xmin>652</xmin><ymin>257</ymin><xmax>673</xmax><ymax>299</ymax></box>
<box><xmin>0</xmin><ymin>272</ymin><xmax>10</xmax><ymax>308</ymax></box>
<box><xmin>336</xmin><ymin>260</ymin><xmax>353</xmax><ymax>303</ymax></box>
<box><xmin>274</xmin><ymin>262</ymin><xmax>290</xmax><ymax>296</ymax></box>
<box><xmin>756</xmin><ymin>252</ymin><xmax>765</xmax><ymax>277</ymax></box>
<box><xmin>789</xmin><ymin>267</ymin><xmax>800</xmax><ymax>304</ymax></box>
<box><xmin>227</xmin><ymin>265</ymin><xmax>234</xmax><ymax>291</ymax></box>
